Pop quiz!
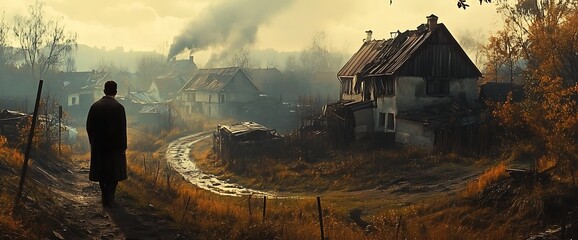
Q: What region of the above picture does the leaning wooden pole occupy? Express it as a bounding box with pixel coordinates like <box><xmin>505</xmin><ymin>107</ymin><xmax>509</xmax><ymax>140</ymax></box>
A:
<box><xmin>317</xmin><ymin>196</ymin><xmax>325</xmax><ymax>240</ymax></box>
<box><xmin>15</xmin><ymin>80</ymin><xmax>43</xmax><ymax>204</ymax></box>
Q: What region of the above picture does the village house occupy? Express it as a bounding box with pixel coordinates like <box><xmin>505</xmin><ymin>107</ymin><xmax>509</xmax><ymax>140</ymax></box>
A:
<box><xmin>60</xmin><ymin>70</ymin><xmax>138</xmax><ymax>122</ymax></box>
<box><xmin>147</xmin><ymin>77</ymin><xmax>184</xmax><ymax>102</ymax></box>
<box><xmin>244</xmin><ymin>68</ymin><xmax>285</xmax><ymax>99</ymax></box>
<box><xmin>329</xmin><ymin>15</ymin><xmax>483</xmax><ymax>151</ymax></box>
<box><xmin>178</xmin><ymin>67</ymin><xmax>260</xmax><ymax>118</ymax></box>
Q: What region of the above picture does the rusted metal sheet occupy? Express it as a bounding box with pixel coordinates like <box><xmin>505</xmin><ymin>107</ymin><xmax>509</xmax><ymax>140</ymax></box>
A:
<box><xmin>213</xmin><ymin>121</ymin><xmax>283</xmax><ymax>161</ymax></box>
<box><xmin>337</xmin><ymin>40</ymin><xmax>385</xmax><ymax>77</ymax></box>
<box><xmin>339</xmin><ymin>24</ymin><xmax>481</xmax><ymax>80</ymax></box>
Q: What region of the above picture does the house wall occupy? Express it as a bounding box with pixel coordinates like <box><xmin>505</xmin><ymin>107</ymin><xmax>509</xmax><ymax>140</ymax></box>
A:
<box><xmin>224</xmin><ymin>73</ymin><xmax>259</xmax><ymax>103</ymax></box>
<box><xmin>395</xmin><ymin>119</ymin><xmax>435</xmax><ymax>149</ymax></box>
<box><xmin>68</xmin><ymin>94</ymin><xmax>80</xmax><ymax>106</ymax></box>
<box><xmin>449</xmin><ymin>77</ymin><xmax>478</xmax><ymax>105</ymax></box>
<box><xmin>374</xmin><ymin>76</ymin><xmax>477</xmax><ymax>148</ymax></box>
<box><xmin>395</xmin><ymin>76</ymin><xmax>448</xmax><ymax>111</ymax></box>
<box><xmin>375</xmin><ymin>96</ymin><xmax>397</xmax><ymax>133</ymax></box>
<box><xmin>353</xmin><ymin>108</ymin><xmax>374</xmax><ymax>139</ymax></box>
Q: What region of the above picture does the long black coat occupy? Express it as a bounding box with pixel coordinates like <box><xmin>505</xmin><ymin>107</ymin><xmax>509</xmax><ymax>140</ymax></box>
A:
<box><xmin>86</xmin><ymin>96</ymin><xmax>128</xmax><ymax>182</ymax></box>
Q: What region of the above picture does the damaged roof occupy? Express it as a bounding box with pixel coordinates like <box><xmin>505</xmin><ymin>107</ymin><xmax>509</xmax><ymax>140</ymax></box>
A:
<box><xmin>337</xmin><ymin>40</ymin><xmax>384</xmax><ymax>78</ymax></box>
<box><xmin>180</xmin><ymin>67</ymin><xmax>258</xmax><ymax>92</ymax></box>
<box><xmin>219</xmin><ymin>121</ymin><xmax>271</xmax><ymax>136</ymax></box>
<box><xmin>338</xmin><ymin>21</ymin><xmax>481</xmax><ymax>78</ymax></box>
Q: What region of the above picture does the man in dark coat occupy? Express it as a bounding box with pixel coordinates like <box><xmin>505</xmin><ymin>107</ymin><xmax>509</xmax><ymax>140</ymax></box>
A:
<box><xmin>86</xmin><ymin>80</ymin><xmax>127</xmax><ymax>207</ymax></box>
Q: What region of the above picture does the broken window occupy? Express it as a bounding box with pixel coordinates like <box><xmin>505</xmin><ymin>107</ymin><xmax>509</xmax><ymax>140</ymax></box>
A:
<box><xmin>387</xmin><ymin>113</ymin><xmax>395</xmax><ymax>131</ymax></box>
<box><xmin>341</xmin><ymin>77</ymin><xmax>353</xmax><ymax>95</ymax></box>
<box><xmin>426</xmin><ymin>77</ymin><xmax>451</xmax><ymax>95</ymax></box>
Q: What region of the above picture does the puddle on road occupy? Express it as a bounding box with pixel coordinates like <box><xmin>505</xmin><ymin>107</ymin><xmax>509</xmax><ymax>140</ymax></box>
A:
<box><xmin>166</xmin><ymin>132</ymin><xmax>286</xmax><ymax>198</ymax></box>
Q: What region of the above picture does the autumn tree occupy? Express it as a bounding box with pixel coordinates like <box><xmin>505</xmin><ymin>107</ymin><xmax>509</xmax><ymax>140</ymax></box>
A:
<box><xmin>13</xmin><ymin>1</ymin><xmax>77</xmax><ymax>80</ymax></box>
<box><xmin>481</xmin><ymin>20</ymin><xmax>523</xmax><ymax>84</ymax></box>
<box><xmin>490</xmin><ymin>0</ymin><xmax>578</xmax><ymax>183</ymax></box>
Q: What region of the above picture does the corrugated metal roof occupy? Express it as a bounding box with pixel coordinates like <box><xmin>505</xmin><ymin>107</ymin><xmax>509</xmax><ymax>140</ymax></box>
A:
<box><xmin>181</xmin><ymin>67</ymin><xmax>240</xmax><ymax>92</ymax></box>
<box><xmin>130</xmin><ymin>92</ymin><xmax>161</xmax><ymax>104</ymax></box>
<box><xmin>337</xmin><ymin>40</ymin><xmax>385</xmax><ymax>77</ymax></box>
<box><xmin>338</xmin><ymin>23</ymin><xmax>481</xmax><ymax>78</ymax></box>
<box><xmin>362</xmin><ymin>28</ymin><xmax>431</xmax><ymax>76</ymax></box>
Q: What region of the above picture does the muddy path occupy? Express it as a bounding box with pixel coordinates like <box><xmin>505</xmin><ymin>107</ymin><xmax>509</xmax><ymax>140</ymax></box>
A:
<box><xmin>24</xmin><ymin>154</ymin><xmax>193</xmax><ymax>239</ymax></box>
<box><xmin>165</xmin><ymin>132</ymin><xmax>486</xmax><ymax>209</ymax></box>
<box><xmin>166</xmin><ymin>132</ymin><xmax>288</xmax><ymax>198</ymax></box>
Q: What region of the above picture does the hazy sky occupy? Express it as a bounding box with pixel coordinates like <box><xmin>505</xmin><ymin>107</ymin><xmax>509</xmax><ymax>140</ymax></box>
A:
<box><xmin>1</xmin><ymin>0</ymin><xmax>501</xmax><ymax>66</ymax></box>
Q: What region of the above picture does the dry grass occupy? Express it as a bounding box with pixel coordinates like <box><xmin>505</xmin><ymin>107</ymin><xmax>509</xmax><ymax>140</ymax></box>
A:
<box><xmin>462</xmin><ymin>162</ymin><xmax>508</xmax><ymax>199</ymax></box>
<box><xmin>112</xmin><ymin>126</ymin><xmax>561</xmax><ymax>239</ymax></box>
<box><xmin>0</xmin><ymin>136</ymin><xmax>24</xmax><ymax>169</ymax></box>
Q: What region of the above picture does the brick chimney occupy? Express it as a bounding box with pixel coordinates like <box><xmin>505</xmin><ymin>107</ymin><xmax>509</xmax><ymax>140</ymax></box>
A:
<box><xmin>427</xmin><ymin>14</ymin><xmax>438</xmax><ymax>31</ymax></box>
<box><xmin>189</xmin><ymin>49</ymin><xmax>195</xmax><ymax>64</ymax></box>
<box><xmin>365</xmin><ymin>30</ymin><xmax>373</xmax><ymax>42</ymax></box>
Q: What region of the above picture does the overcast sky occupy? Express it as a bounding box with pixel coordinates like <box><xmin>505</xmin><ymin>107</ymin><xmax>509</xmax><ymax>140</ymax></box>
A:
<box><xmin>1</xmin><ymin>0</ymin><xmax>501</xmax><ymax>66</ymax></box>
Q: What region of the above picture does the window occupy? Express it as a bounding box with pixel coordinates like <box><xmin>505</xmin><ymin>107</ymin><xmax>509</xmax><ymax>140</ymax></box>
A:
<box><xmin>378</xmin><ymin>112</ymin><xmax>386</xmax><ymax>127</ymax></box>
<box><xmin>426</xmin><ymin>77</ymin><xmax>450</xmax><ymax>95</ymax></box>
<box><xmin>387</xmin><ymin>113</ymin><xmax>395</xmax><ymax>131</ymax></box>
<box><xmin>71</xmin><ymin>97</ymin><xmax>77</xmax><ymax>105</ymax></box>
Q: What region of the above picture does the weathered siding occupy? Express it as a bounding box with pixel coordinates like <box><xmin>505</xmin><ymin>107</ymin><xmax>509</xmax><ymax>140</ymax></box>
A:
<box><xmin>396</xmin><ymin>119</ymin><xmax>435</xmax><ymax>149</ymax></box>
<box><xmin>353</xmin><ymin>108</ymin><xmax>374</xmax><ymax>139</ymax></box>
<box><xmin>449</xmin><ymin>77</ymin><xmax>478</xmax><ymax>105</ymax></box>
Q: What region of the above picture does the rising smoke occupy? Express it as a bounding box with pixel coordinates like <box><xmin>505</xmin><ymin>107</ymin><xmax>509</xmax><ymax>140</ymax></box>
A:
<box><xmin>167</xmin><ymin>0</ymin><xmax>294</xmax><ymax>66</ymax></box>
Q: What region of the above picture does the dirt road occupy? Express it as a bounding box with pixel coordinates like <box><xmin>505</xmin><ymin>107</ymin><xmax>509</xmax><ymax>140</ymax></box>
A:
<box><xmin>25</xmin><ymin>154</ymin><xmax>193</xmax><ymax>239</ymax></box>
<box><xmin>165</xmin><ymin>132</ymin><xmax>485</xmax><ymax>211</ymax></box>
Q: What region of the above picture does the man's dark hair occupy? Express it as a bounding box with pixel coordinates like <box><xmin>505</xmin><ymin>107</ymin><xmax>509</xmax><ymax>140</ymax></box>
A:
<box><xmin>104</xmin><ymin>81</ymin><xmax>117</xmax><ymax>96</ymax></box>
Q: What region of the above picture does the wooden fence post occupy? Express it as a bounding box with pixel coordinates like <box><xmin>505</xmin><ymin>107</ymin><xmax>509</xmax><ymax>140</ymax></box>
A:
<box><xmin>15</xmin><ymin>80</ymin><xmax>43</xmax><ymax>204</ymax></box>
<box><xmin>317</xmin><ymin>196</ymin><xmax>325</xmax><ymax>240</ymax></box>
<box><xmin>262</xmin><ymin>196</ymin><xmax>267</xmax><ymax>223</ymax></box>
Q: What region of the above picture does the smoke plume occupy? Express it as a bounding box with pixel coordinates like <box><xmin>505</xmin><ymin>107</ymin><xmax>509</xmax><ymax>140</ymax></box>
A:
<box><xmin>167</xmin><ymin>0</ymin><xmax>293</xmax><ymax>66</ymax></box>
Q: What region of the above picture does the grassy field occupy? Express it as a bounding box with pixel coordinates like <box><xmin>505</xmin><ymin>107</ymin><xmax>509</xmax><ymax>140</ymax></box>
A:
<box><xmin>120</xmin><ymin>127</ymin><xmax>571</xmax><ymax>239</ymax></box>
<box><xmin>1</xmin><ymin>123</ymin><xmax>576</xmax><ymax>239</ymax></box>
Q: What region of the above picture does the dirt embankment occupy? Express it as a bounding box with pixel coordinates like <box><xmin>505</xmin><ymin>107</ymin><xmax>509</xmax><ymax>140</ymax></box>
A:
<box><xmin>2</xmin><ymin>151</ymin><xmax>194</xmax><ymax>239</ymax></box>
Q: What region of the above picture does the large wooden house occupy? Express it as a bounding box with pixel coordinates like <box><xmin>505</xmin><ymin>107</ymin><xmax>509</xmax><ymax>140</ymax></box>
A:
<box><xmin>329</xmin><ymin>15</ymin><xmax>483</xmax><ymax>151</ymax></box>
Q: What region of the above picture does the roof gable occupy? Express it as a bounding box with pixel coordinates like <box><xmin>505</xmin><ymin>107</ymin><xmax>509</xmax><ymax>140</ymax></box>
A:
<box><xmin>339</xmin><ymin>23</ymin><xmax>481</xmax><ymax>79</ymax></box>
<box><xmin>151</xmin><ymin>77</ymin><xmax>182</xmax><ymax>92</ymax></box>
<box><xmin>181</xmin><ymin>67</ymin><xmax>258</xmax><ymax>92</ymax></box>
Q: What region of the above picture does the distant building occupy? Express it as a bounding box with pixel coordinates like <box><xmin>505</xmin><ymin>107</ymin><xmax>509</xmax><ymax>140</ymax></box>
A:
<box><xmin>178</xmin><ymin>67</ymin><xmax>260</xmax><ymax>118</ymax></box>
<box><xmin>328</xmin><ymin>15</ymin><xmax>483</xmax><ymax>151</ymax></box>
